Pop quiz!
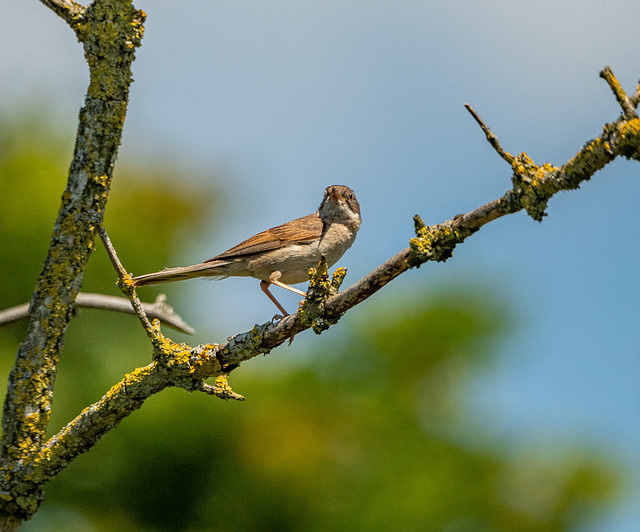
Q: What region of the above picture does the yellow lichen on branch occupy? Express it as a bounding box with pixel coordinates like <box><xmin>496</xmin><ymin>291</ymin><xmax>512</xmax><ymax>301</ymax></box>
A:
<box><xmin>409</xmin><ymin>215</ymin><xmax>472</xmax><ymax>266</ymax></box>
<box><xmin>300</xmin><ymin>258</ymin><xmax>347</xmax><ymax>334</ymax></box>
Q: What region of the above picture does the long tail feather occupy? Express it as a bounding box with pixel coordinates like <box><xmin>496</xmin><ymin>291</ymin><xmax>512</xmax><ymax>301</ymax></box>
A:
<box><xmin>132</xmin><ymin>261</ymin><xmax>230</xmax><ymax>287</ymax></box>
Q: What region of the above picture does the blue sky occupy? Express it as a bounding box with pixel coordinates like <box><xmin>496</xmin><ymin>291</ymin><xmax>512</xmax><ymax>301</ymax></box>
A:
<box><xmin>3</xmin><ymin>1</ymin><xmax>640</xmax><ymax>528</ymax></box>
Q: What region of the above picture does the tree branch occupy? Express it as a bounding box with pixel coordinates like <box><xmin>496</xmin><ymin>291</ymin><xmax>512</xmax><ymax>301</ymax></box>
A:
<box><xmin>0</xmin><ymin>293</ymin><xmax>194</xmax><ymax>335</ymax></box>
<box><xmin>20</xmin><ymin>340</ymin><xmax>235</xmax><ymax>489</ymax></box>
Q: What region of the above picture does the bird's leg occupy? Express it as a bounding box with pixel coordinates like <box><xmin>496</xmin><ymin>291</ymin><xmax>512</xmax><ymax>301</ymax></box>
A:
<box><xmin>260</xmin><ymin>279</ymin><xmax>300</xmax><ymax>345</ymax></box>
<box><xmin>267</xmin><ymin>270</ymin><xmax>308</xmax><ymax>315</ymax></box>
<box><xmin>262</xmin><ymin>273</ymin><xmax>307</xmax><ymax>346</ymax></box>
<box><xmin>264</xmin><ymin>270</ymin><xmax>308</xmax><ymax>309</ymax></box>
<box><xmin>260</xmin><ymin>280</ymin><xmax>289</xmax><ymax>320</ymax></box>
<box><xmin>271</xmin><ymin>280</ymin><xmax>307</xmax><ymax>297</ymax></box>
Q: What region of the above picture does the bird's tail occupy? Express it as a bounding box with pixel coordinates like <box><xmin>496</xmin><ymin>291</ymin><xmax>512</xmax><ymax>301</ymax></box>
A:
<box><xmin>131</xmin><ymin>261</ymin><xmax>230</xmax><ymax>287</ymax></box>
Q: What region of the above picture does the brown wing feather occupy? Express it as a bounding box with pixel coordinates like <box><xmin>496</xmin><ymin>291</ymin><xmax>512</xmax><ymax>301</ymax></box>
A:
<box><xmin>206</xmin><ymin>213</ymin><xmax>323</xmax><ymax>261</ymax></box>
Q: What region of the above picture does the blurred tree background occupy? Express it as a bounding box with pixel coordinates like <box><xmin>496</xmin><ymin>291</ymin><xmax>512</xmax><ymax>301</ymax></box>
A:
<box><xmin>0</xmin><ymin>116</ymin><xmax>620</xmax><ymax>531</ymax></box>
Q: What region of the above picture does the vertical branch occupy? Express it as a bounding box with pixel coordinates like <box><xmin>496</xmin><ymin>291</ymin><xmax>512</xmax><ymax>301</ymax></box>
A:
<box><xmin>0</xmin><ymin>0</ymin><xmax>145</xmax><ymax>520</ymax></box>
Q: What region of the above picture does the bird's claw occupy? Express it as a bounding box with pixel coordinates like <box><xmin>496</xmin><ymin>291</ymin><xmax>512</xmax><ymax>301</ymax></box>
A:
<box><xmin>269</xmin><ymin>313</ymin><xmax>296</xmax><ymax>345</ymax></box>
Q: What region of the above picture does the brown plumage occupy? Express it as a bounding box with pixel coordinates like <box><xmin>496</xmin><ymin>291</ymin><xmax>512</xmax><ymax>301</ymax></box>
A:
<box><xmin>206</xmin><ymin>213</ymin><xmax>323</xmax><ymax>261</ymax></box>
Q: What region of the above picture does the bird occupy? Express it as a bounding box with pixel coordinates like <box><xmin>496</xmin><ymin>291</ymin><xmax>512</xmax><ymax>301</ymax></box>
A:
<box><xmin>132</xmin><ymin>185</ymin><xmax>361</xmax><ymax>318</ymax></box>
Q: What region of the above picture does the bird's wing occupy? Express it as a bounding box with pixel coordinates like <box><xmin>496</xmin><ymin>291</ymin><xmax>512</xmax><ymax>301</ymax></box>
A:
<box><xmin>206</xmin><ymin>213</ymin><xmax>323</xmax><ymax>261</ymax></box>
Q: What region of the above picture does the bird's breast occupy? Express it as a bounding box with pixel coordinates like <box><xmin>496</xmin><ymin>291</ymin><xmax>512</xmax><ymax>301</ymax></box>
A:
<box><xmin>318</xmin><ymin>222</ymin><xmax>358</xmax><ymax>267</ymax></box>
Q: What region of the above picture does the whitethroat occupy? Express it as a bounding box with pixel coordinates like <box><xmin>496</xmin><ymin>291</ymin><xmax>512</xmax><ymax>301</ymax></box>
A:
<box><xmin>132</xmin><ymin>185</ymin><xmax>361</xmax><ymax>318</ymax></box>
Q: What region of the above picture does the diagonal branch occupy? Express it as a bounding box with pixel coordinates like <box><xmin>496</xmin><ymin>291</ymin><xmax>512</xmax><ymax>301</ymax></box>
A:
<box><xmin>22</xmin><ymin>341</ymin><xmax>234</xmax><ymax>488</ymax></box>
<box><xmin>23</xmin><ymin>362</ymin><xmax>169</xmax><ymax>490</ymax></box>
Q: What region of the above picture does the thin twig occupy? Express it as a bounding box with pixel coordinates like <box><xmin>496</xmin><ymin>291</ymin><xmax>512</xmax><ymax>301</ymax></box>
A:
<box><xmin>97</xmin><ymin>225</ymin><xmax>128</xmax><ymax>278</ymax></box>
<box><xmin>96</xmin><ymin>225</ymin><xmax>156</xmax><ymax>336</ymax></box>
<box><xmin>464</xmin><ymin>103</ymin><xmax>514</xmax><ymax>164</ymax></box>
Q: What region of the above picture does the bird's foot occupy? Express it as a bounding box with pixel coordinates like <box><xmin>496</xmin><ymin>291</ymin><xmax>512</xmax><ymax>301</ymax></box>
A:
<box><xmin>269</xmin><ymin>313</ymin><xmax>297</xmax><ymax>344</ymax></box>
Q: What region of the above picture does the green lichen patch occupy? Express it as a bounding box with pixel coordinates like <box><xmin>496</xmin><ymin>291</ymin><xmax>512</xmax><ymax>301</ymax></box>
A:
<box><xmin>76</xmin><ymin>2</ymin><xmax>145</xmax><ymax>101</ymax></box>
<box><xmin>222</xmin><ymin>323</ymin><xmax>272</xmax><ymax>365</ymax></box>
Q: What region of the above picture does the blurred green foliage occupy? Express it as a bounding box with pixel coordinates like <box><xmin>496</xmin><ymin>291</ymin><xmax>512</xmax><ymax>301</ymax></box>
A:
<box><xmin>0</xmin><ymin>117</ymin><xmax>619</xmax><ymax>531</ymax></box>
